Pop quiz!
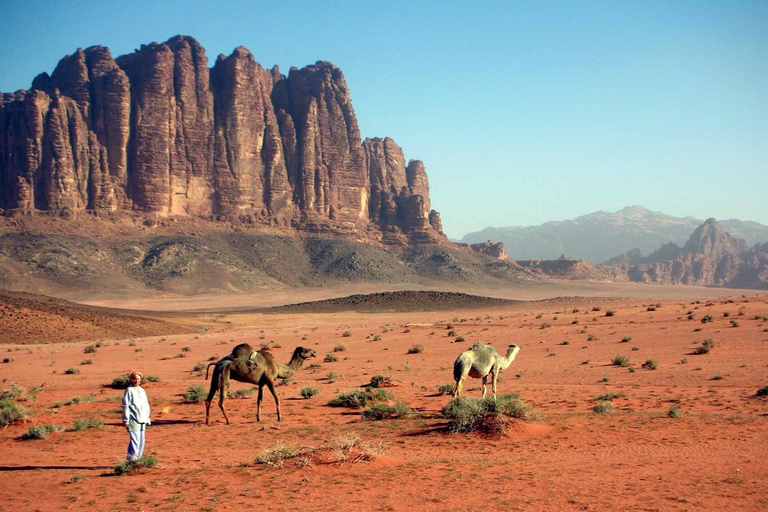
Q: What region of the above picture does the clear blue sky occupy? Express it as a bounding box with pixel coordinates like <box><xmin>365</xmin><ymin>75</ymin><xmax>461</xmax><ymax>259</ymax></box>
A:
<box><xmin>1</xmin><ymin>0</ymin><xmax>766</xmax><ymax>238</ymax></box>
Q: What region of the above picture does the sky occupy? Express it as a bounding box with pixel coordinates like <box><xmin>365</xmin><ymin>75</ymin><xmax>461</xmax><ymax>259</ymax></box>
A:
<box><xmin>1</xmin><ymin>0</ymin><xmax>766</xmax><ymax>239</ymax></box>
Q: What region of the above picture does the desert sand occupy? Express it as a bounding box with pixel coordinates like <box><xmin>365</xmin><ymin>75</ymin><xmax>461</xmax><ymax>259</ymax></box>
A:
<box><xmin>1</xmin><ymin>283</ymin><xmax>767</xmax><ymax>511</ymax></box>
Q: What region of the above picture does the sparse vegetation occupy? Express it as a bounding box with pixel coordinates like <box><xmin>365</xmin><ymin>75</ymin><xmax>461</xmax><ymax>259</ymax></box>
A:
<box><xmin>642</xmin><ymin>359</ymin><xmax>659</xmax><ymax>370</ymax></box>
<box><xmin>109</xmin><ymin>374</ymin><xmax>132</xmax><ymax>389</ymax></box>
<box><xmin>333</xmin><ymin>344</ymin><xmax>347</xmax><ymax>352</ymax></box>
<box><xmin>184</xmin><ymin>385</ymin><xmax>207</xmax><ymax>403</ymax></box>
<box><xmin>442</xmin><ymin>394</ymin><xmax>532</xmax><ymax>437</ymax></box>
<box><xmin>701</xmin><ymin>315</ymin><xmax>714</xmax><ymax>323</ymax></box>
<box><xmin>228</xmin><ymin>387</ymin><xmax>255</xmax><ymax>399</ymax></box>
<box><xmin>594</xmin><ymin>392</ymin><xmax>625</xmax><ymax>401</ymax></box>
<box><xmin>361</xmin><ymin>402</ymin><xmax>411</xmax><ymax>421</ymax></box>
<box><xmin>756</xmin><ymin>386</ymin><xmax>768</xmax><ymax>397</ymax></box>
<box><xmin>64</xmin><ymin>367</ymin><xmax>80</xmax><ymax>375</ymax></box>
<box><xmin>668</xmin><ymin>406</ymin><xmax>683</xmax><ymax>418</ymax></box>
<box><xmin>369</xmin><ymin>375</ymin><xmax>392</xmax><ymax>388</ymax></box>
<box><xmin>593</xmin><ymin>402</ymin><xmax>613</xmax><ymax>414</ymax></box>
<box><xmin>83</xmin><ymin>345</ymin><xmax>97</xmax><ymax>354</ymax></box>
<box><xmin>21</xmin><ymin>424</ymin><xmax>63</xmax><ymax>440</ymax></box>
<box><xmin>80</xmin><ymin>359</ymin><xmax>93</xmax><ymax>365</ymax></box>
<box><xmin>300</xmin><ymin>387</ymin><xmax>320</xmax><ymax>399</ymax></box>
<box><xmin>612</xmin><ymin>355</ymin><xmax>629</xmax><ymax>367</ymax></box>
<box><xmin>730</xmin><ymin>320</ymin><xmax>740</xmax><ymax>328</ymax></box>
<box><xmin>114</xmin><ymin>456</ymin><xmax>157</xmax><ymax>475</ymax></box>
<box><xmin>407</xmin><ymin>344</ymin><xmax>425</xmax><ymax>354</ymax></box>
<box><xmin>605</xmin><ymin>310</ymin><xmax>615</xmax><ymax>317</ymax></box>
<box><xmin>328</xmin><ymin>388</ymin><xmax>394</xmax><ymax>408</ymax></box>
<box><xmin>72</xmin><ymin>417</ymin><xmax>104</xmax><ymax>431</ymax></box>
<box><xmin>621</xmin><ymin>336</ymin><xmax>632</xmax><ymax>343</ymax></box>
<box><xmin>324</xmin><ymin>353</ymin><xmax>338</xmax><ymax>363</ymax></box>
<box><xmin>695</xmin><ymin>339</ymin><xmax>715</xmax><ymax>355</ymax></box>
<box><xmin>0</xmin><ymin>400</ymin><xmax>28</xmax><ymax>427</ymax></box>
<box><xmin>341</xmin><ymin>330</ymin><xmax>352</xmax><ymax>337</ymax></box>
<box><xmin>438</xmin><ymin>383</ymin><xmax>455</xmax><ymax>395</ymax></box>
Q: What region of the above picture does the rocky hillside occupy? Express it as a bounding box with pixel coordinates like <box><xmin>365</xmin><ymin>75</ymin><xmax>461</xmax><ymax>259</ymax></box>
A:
<box><xmin>0</xmin><ymin>36</ymin><xmax>442</xmax><ymax>244</ymax></box>
<box><xmin>462</xmin><ymin>206</ymin><xmax>768</xmax><ymax>263</ymax></box>
<box><xmin>601</xmin><ymin>219</ymin><xmax>768</xmax><ymax>289</ymax></box>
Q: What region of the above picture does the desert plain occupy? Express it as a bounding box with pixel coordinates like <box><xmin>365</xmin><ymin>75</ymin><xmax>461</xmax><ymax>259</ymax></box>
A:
<box><xmin>1</xmin><ymin>282</ymin><xmax>767</xmax><ymax>512</ymax></box>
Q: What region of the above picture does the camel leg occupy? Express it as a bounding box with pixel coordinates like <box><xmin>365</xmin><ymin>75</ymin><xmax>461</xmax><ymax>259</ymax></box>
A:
<box><xmin>205</xmin><ymin>366</ymin><xmax>222</xmax><ymax>426</ymax></box>
<box><xmin>256</xmin><ymin>384</ymin><xmax>263</xmax><ymax>422</ymax></box>
<box><xmin>452</xmin><ymin>376</ymin><xmax>465</xmax><ymax>397</ymax></box>
<box><xmin>481</xmin><ymin>375</ymin><xmax>488</xmax><ymax>399</ymax></box>
<box><xmin>218</xmin><ymin>379</ymin><xmax>230</xmax><ymax>425</ymax></box>
<box><xmin>266</xmin><ymin>380</ymin><xmax>281</xmax><ymax>422</ymax></box>
<box><xmin>491</xmin><ymin>370</ymin><xmax>498</xmax><ymax>397</ymax></box>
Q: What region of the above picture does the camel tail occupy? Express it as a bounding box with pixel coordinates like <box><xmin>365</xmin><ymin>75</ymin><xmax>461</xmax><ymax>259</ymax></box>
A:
<box><xmin>205</xmin><ymin>362</ymin><xmax>217</xmax><ymax>380</ymax></box>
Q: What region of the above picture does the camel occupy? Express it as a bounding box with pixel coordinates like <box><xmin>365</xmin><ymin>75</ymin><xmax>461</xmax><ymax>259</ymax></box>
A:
<box><xmin>205</xmin><ymin>345</ymin><xmax>316</xmax><ymax>425</ymax></box>
<box><xmin>452</xmin><ymin>342</ymin><xmax>521</xmax><ymax>398</ymax></box>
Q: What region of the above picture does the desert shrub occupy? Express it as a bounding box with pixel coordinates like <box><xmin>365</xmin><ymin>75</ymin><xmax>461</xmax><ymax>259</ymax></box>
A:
<box><xmin>756</xmin><ymin>386</ymin><xmax>768</xmax><ymax>397</ymax></box>
<box><xmin>328</xmin><ymin>388</ymin><xmax>393</xmax><ymax>408</ymax></box>
<box><xmin>0</xmin><ymin>400</ymin><xmax>28</xmax><ymax>427</ymax></box>
<box><xmin>300</xmin><ymin>387</ymin><xmax>320</xmax><ymax>399</ymax></box>
<box><xmin>333</xmin><ymin>344</ymin><xmax>347</xmax><ymax>353</ymax></box>
<box><xmin>72</xmin><ymin>417</ymin><xmax>104</xmax><ymax>431</ymax></box>
<box><xmin>64</xmin><ymin>368</ymin><xmax>80</xmax><ymax>375</ymax></box>
<box><xmin>667</xmin><ymin>406</ymin><xmax>683</xmax><ymax>418</ymax></box>
<box><xmin>407</xmin><ymin>345</ymin><xmax>425</xmax><ymax>354</ymax></box>
<box><xmin>701</xmin><ymin>315</ymin><xmax>714</xmax><ymax>324</ymax></box>
<box><xmin>593</xmin><ymin>402</ymin><xmax>613</xmax><ymax>414</ymax></box>
<box><xmin>278</xmin><ymin>377</ymin><xmax>293</xmax><ymax>387</ymax></box>
<box><xmin>368</xmin><ymin>375</ymin><xmax>392</xmax><ymax>388</ymax></box>
<box><xmin>540</xmin><ymin>323</ymin><xmax>552</xmax><ymax>329</ymax></box>
<box><xmin>0</xmin><ymin>383</ymin><xmax>27</xmax><ymax>401</ymax></box>
<box><xmin>442</xmin><ymin>394</ymin><xmax>530</xmax><ymax>436</ymax></box>
<box><xmin>341</xmin><ymin>330</ymin><xmax>352</xmax><ymax>337</ymax></box>
<box><xmin>711</xmin><ymin>375</ymin><xmax>723</xmax><ymax>381</ymax></box>
<box><xmin>730</xmin><ymin>320</ymin><xmax>740</xmax><ymax>328</ymax></box>
<box><xmin>83</xmin><ymin>345</ymin><xmax>97</xmax><ymax>354</ymax></box>
<box><xmin>587</xmin><ymin>334</ymin><xmax>596</xmax><ymax>341</ymax></box>
<box><xmin>193</xmin><ymin>361</ymin><xmax>207</xmax><ymax>372</ymax></box>
<box><xmin>228</xmin><ymin>387</ymin><xmax>254</xmax><ymax>399</ymax></box>
<box><xmin>438</xmin><ymin>383</ymin><xmax>455</xmax><ymax>395</ymax></box>
<box><xmin>109</xmin><ymin>374</ymin><xmax>132</xmax><ymax>389</ymax></box>
<box><xmin>254</xmin><ymin>442</ymin><xmax>307</xmax><ymax>468</ymax></box>
<box><xmin>144</xmin><ymin>375</ymin><xmax>160</xmax><ymax>383</ymax></box>
<box><xmin>324</xmin><ymin>354</ymin><xmax>338</xmax><ymax>363</ymax></box>
<box><xmin>372</xmin><ymin>335</ymin><xmax>382</xmax><ymax>341</ymax></box>
<box><xmin>694</xmin><ymin>339</ymin><xmax>715</xmax><ymax>354</ymax></box>
<box><xmin>80</xmin><ymin>359</ymin><xmax>93</xmax><ymax>365</ymax></box>
<box><xmin>21</xmin><ymin>424</ymin><xmax>62</xmax><ymax>440</ymax></box>
<box><xmin>723</xmin><ymin>311</ymin><xmax>730</xmax><ymax>317</ymax></box>
<box><xmin>621</xmin><ymin>336</ymin><xmax>632</xmax><ymax>343</ymax></box>
<box><xmin>455</xmin><ymin>336</ymin><xmax>465</xmax><ymax>342</ymax></box>
<box><xmin>605</xmin><ymin>310</ymin><xmax>615</xmax><ymax>317</ymax></box>
<box><xmin>2</xmin><ymin>357</ymin><xmax>13</xmax><ymax>363</ymax></box>
<box><xmin>647</xmin><ymin>306</ymin><xmax>656</xmax><ymax>312</ymax></box>
<box><xmin>592</xmin><ymin>306</ymin><xmax>602</xmax><ymax>312</ymax></box>
<box><xmin>114</xmin><ymin>456</ymin><xmax>157</xmax><ymax>475</ymax></box>
<box><xmin>560</xmin><ymin>340</ymin><xmax>570</xmax><ymax>346</ymax></box>
<box><xmin>594</xmin><ymin>392</ymin><xmax>625</xmax><ymax>401</ymax></box>
<box><xmin>642</xmin><ymin>359</ymin><xmax>659</xmax><ymax>370</ymax></box>
<box><xmin>612</xmin><ymin>355</ymin><xmax>629</xmax><ymax>367</ymax></box>
<box><xmin>184</xmin><ymin>385</ymin><xmax>207</xmax><ymax>403</ymax></box>
<box><xmin>361</xmin><ymin>402</ymin><xmax>411</xmax><ymax>421</ymax></box>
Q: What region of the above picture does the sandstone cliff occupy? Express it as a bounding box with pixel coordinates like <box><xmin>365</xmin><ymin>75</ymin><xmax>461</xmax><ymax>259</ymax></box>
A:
<box><xmin>601</xmin><ymin>219</ymin><xmax>768</xmax><ymax>289</ymax></box>
<box><xmin>0</xmin><ymin>36</ymin><xmax>443</xmax><ymax>243</ymax></box>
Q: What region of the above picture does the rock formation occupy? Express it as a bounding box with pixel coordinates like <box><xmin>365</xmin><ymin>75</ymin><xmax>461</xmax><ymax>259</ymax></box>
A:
<box><xmin>602</xmin><ymin>219</ymin><xmax>768</xmax><ymax>289</ymax></box>
<box><xmin>0</xmin><ymin>36</ymin><xmax>443</xmax><ymax>243</ymax></box>
<box><xmin>469</xmin><ymin>240</ymin><xmax>510</xmax><ymax>260</ymax></box>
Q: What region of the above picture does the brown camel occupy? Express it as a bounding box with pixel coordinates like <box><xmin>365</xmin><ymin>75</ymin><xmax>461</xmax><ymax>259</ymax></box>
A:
<box><xmin>205</xmin><ymin>345</ymin><xmax>316</xmax><ymax>425</ymax></box>
<box><xmin>452</xmin><ymin>342</ymin><xmax>521</xmax><ymax>398</ymax></box>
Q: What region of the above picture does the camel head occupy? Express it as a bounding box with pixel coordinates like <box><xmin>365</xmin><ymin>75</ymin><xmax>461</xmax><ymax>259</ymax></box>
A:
<box><xmin>291</xmin><ymin>346</ymin><xmax>317</xmax><ymax>362</ymax></box>
<box><xmin>506</xmin><ymin>344</ymin><xmax>521</xmax><ymax>359</ymax></box>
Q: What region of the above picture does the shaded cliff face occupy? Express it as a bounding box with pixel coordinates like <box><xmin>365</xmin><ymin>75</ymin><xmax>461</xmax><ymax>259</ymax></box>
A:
<box><xmin>0</xmin><ymin>36</ymin><xmax>442</xmax><ymax>243</ymax></box>
<box><xmin>601</xmin><ymin>219</ymin><xmax>768</xmax><ymax>289</ymax></box>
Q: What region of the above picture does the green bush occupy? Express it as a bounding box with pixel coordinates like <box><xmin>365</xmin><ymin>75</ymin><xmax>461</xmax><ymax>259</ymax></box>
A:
<box><xmin>324</xmin><ymin>354</ymin><xmax>338</xmax><ymax>363</ymax></box>
<box><xmin>114</xmin><ymin>456</ymin><xmax>157</xmax><ymax>475</ymax></box>
<box><xmin>594</xmin><ymin>392</ymin><xmax>625</xmax><ymax>401</ymax></box>
<box><xmin>109</xmin><ymin>374</ymin><xmax>132</xmax><ymax>389</ymax></box>
<box><xmin>407</xmin><ymin>345</ymin><xmax>425</xmax><ymax>354</ymax></box>
<box><xmin>21</xmin><ymin>424</ymin><xmax>62</xmax><ymax>440</ymax></box>
<box><xmin>328</xmin><ymin>388</ymin><xmax>393</xmax><ymax>408</ymax></box>
<box><xmin>184</xmin><ymin>385</ymin><xmax>207</xmax><ymax>403</ymax></box>
<box><xmin>228</xmin><ymin>387</ymin><xmax>255</xmax><ymax>399</ymax></box>
<box><xmin>193</xmin><ymin>361</ymin><xmax>207</xmax><ymax>372</ymax></box>
<box><xmin>621</xmin><ymin>336</ymin><xmax>632</xmax><ymax>343</ymax></box>
<box><xmin>144</xmin><ymin>375</ymin><xmax>160</xmax><ymax>383</ymax></box>
<box><xmin>72</xmin><ymin>417</ymin><xmax>104</xmax><ymax>431</ymax></box>
<box><xmin>667</xmin><ymin>406</ymin><xmax>683</xmax><ymax>418</ymax></box>
<box><xmin>642</xmin><ymin>359</ymin><xmax>659</xmax><ymax>370</ymax></box>
<box><xmin>0</xmin><ymin>400</ymin><xmax>28</xmax><ymax>427</ymax></box>
<box><xmin>300</xmin><ymin>387</ymin><xmax>320</xmax><ymax>399</ymax></box>
<box><xmin>441</xmin><ymin>394</ymin><xmax>530</xmax><ymax>436</ymax></box>
<box><xmin>612</xmin><ymin>355</ymin><xmax>629</xmax><ymax>367</ymax></box>
<box><xmin>701</xmin><ymin>315</ymin><xmax>713</xmax><ymax>324</ymax></box>
<box><xmin>368</xmin><ymin>375</ymin><xmax>392</xmax><ymax>388</ymax></box>
<box><xmin>695</xmin><ymin>339</ymin><xmax>715</xmax><ymax>354</ymax></box>
<box><xmin>438</xmin><ymin>383</ymin><xmax>455</xmax><ymax>395</ymax></box>
<box><xmin>83</xmin><ymin>345</ymin><xmax>97</xmax><ymax>354</ymax></box>
<box><xmin>361</xmin><ymin>402</ymin><xmax>411</xmax><ymax>421</ymax></box>
<box><xmin>593</xmin><ymin>402</ymin><xmax>613</xmax><ymax>414</ymax></box>
<box><xmin>64</xmin><ymin>367</ymin><xmax>80</xmax><ymax>375</ymax></box>
<box><xmin>333</xmin><ymin>344</ymin><xmax>347</xmax><ymax>352</ymax></box>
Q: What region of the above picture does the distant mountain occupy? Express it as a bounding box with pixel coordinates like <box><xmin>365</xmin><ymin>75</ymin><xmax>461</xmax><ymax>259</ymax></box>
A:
<box><xmin>461</xmin><ymin>206</ymin><xmax>768</xmax><ymax>264</ymax></box>
<box><xmin>601</xmin><ymin>219</ymin><xmax>768</xmax><ymax>289</ymax></box>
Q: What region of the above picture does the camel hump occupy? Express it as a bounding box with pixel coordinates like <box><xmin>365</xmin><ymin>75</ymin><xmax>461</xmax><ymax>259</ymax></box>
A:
<box><xmin>469</xmin><ymin>342</ymin><xmax>486</xmax><ymax>351</ymax></box>
<box><xmin>231</xmin><ymin>343</ymin><xmax>255</xmax><ymax>359</ymax></box>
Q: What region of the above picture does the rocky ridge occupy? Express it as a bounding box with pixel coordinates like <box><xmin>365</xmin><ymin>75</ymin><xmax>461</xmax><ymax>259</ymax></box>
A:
<box><xmin>601</xmin><ymin>219</ymin><xmax>768</xmax><ymax>289</ymax></box>
<box><xmin>0</xmin><ymin>36</ymin><xmax>442</xmax><ymax>244</ymax></box>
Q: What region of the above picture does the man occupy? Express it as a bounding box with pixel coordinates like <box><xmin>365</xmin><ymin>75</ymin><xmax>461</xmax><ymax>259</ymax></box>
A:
<box><xmin>121</xmin><ymin>370</ymin><xmax>151</xmax><ymax>461</ymax></box>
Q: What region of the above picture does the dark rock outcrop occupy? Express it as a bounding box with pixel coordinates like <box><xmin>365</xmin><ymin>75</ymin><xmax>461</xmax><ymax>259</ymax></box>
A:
<box><xmin>0</xmin><ymin>36</ymin><xmax>443</xmax><ymax>243</ymax></box>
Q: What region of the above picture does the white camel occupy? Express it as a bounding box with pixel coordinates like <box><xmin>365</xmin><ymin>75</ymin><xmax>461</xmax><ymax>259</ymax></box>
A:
<box><xmin>452</xmin><ymin>342</ymin><xmax>521</xmax><ymax>398</ymax></box>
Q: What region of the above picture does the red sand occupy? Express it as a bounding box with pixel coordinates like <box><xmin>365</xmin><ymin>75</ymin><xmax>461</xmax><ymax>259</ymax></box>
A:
<box><xmin>1</xmin><ymin>288</ymin><xmax>767</xmax><ymax>511</ymax></box>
